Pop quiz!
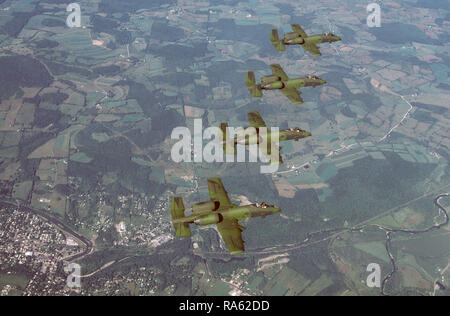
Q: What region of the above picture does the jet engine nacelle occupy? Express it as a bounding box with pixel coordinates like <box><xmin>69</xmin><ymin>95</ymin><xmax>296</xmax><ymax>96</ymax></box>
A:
<box><xmin>263</xmin><ymin>81</ymin><xmax>285</xmax><ymax>90</ymax></box>
<box><xmin>261</xmin><ymin>75</ymin><xmax>282</xmax><ymax>85</ymax></box>
<box><xmin>194</xmin><ymin>213</ymin><xmax>223</xmax><ymax>226</ymax></box>
<box><xmin>192</xmin><ymin>201</ymin><xmax>220</xmax><ymax>214</ymax></box>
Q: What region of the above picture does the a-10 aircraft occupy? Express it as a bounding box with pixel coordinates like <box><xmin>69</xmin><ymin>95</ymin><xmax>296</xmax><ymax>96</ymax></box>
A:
<box><xmin>170</xmin><ymin>178</ymin><xmax>281</xmax><ymax>255</ymax></box>
<box><xmin>219</xmin><ymin>111</ymin><xmax>312</xmax><ymax>164</ymax></box>
<box><xmin>271</xmin><ymin>24</ymin><xmax>341</xmax><ymax>56</ymax></box>
<box><xmin>246</xmin><ymin>64</ymin><xmax>326</xmax><ymax>104</ymax></box>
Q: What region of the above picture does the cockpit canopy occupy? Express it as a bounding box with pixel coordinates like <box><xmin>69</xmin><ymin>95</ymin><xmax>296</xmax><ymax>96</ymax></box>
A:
<box><xmin>256</xmin><ymin>202</ymin><xmax>276</xmax><ymax>209</ymax></box>
<box><xmin>289</xmin><ymin>128</ymin><xmax>302</xmax><ymax>132</ymax></box>
<box><xmin>307</xmin><ymin>75</ymin><xmax>320</xmax><ymax>80</ymax></box>
<box><xmin>325</xmin><ymin>33</ymin><xmax>335</xmax><ymax>37</ymax></box>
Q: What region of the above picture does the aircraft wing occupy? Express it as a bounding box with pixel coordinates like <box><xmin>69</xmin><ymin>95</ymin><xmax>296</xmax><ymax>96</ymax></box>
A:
<box><xmin>282</xmin><ymin>88</ymin><xmax>304</xmax><ymax>105</ymax></box>
<box><xmin>270</xmin><ymin>64</ymin><xmax>289</xmax><ymax>81</ymax></box>
<box><xmin>303</xmin><ymin>43</ymin><xmax>322</xmax><ymax>57</ymax></box>
<box><xmin>291</xmin><ymin>24</ymin><xmax>308</xmax><ymax>37</ymax></box>
<box><xmin>247</xmin><ymin>111</ymin><xmax>267</xmax><ymax>128</ymax></box>
<box><xmin>208</xmin><ymin>178</ymin><xmax>233</xmax><ymax>207</ymax></box>
<box><xmin>217</xmin><ymin>219</ymin><xmax>245</xmax><ymax>255</ymax></box>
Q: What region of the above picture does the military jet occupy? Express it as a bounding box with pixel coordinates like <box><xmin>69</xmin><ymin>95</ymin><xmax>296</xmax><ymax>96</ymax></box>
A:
<box><xmin>246</xmin><ymin>64</ymin><xmax>326</xmax><ymax>104</ymax></box>
<box><xmin>170</xmin><ymin>178</ymin><xmax>281</xmax><ymax>255</ymax></box>
<box><xmin>219</xmin><ymin>111</ymin><xmax>311</xmax><ymax>164</ymax></box>
<box><xmin>271</xmin><ymin>24</ymin><xmax>341</xmax><ymax>56</ymax></box>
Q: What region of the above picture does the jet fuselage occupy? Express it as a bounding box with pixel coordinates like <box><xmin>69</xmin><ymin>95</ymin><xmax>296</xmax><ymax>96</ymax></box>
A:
<box><xmin>283</xmin><ymin>33</ymin><xmax>341</xmax><ymax>46</ymax></box>
<box><xmin>172</xmin><ymin>203</ymin><xmax>281</xmax><ymax>226</ymax></box>
<box><xmin>231</xmin><ymin>127</ymin><xmax>311</xmax><ymax>146</ymax></box>
<box><xmin>260</xmin><ymin>75</ymin><xmax>326</xmax><ymax>90</ymax></box>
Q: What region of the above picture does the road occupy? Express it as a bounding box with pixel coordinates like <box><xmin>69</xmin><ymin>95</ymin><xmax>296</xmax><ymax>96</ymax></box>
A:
<box><xmin>1</xmin><ymin>190</ymin><xmax>448</xmax><ymax>292</ymax></box>
<box><xmin>380</xmin><ymin>193</ymin><xmax>449</xmax><ymax>296</ymax></box>
<box><xmin>0</xmin><ymin>197</ymin><xmax>94</xmax><ymax>262</ymax></box>
<box><xmin>81</xmin><ymin>257</ymin><xmax>130</xmax><ymax>279</ymax></box>
<box><xmin>196</xmin><ymin>184</ymin><xmax>450</xmax><ymax>257</ymax></box>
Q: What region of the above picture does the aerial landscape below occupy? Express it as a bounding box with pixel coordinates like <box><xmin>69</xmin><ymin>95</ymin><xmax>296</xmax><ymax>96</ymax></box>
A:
<box><xmin>0</xmin><ymin>0</ymin><xmax>448</xmax><ymax>298</ymax></box>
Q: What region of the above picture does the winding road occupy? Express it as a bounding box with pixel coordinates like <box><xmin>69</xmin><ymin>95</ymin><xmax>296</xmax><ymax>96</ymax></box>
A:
<box><xmin>1</xmin><ymin>191</ymin><xmax>448</xmax><ymax>290</ymax></box>
<box><xmin>380</xmin><ymin>193</ymin><xmax>449</xmax><ymax>296</ymax></box>
<box><xmin>196</xmin><ymin>184</ymin><xmax>450</xmax><ymax>257</ymax></box>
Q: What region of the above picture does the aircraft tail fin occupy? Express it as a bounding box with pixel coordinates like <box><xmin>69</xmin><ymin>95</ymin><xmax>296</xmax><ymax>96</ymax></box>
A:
<box><xmin>170</xmin><ymin>197</ymin><xmax>191</xmax><ymax>237</ymax></box>
<box><xmin>246</xmin><ymin>71</ymin><xmax>256</xmax><ymax>87</ymax></box>
<box><xmin>270</xmin><ymin>29</ymin><xmax>286</xmax><ymax>52</ymax></box>
<box><xmin>246</xmin><ymin>72</ymin><xmax>263</xmax><ymax>98</ymax></box>
<box><xmin>270</xmin><ymin>29</ymin><xmax>280</xmax><ymax>42</ymax></box>
<box><xmin>219</xmin><ymin>123</ymin><xmax>236</xmax><ymax>154</ymax></box>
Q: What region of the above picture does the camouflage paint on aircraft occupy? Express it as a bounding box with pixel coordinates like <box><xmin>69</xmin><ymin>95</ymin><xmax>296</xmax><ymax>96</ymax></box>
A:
<box><xmin>271</xmin><ymin>24</ymin><xmax>342</xmax><ymax>56</ymax></box>
<box><xmin>246</xmin><ymin>64</ymin><xmax>327</xmax><ymax>104</ymax></box>
<box><xmin>219</xmin><ymin>111</ymin><xmax>311</xmax><ymax>164</ymax></box>
<box><xmin>170</xmin><ymin>178</ymin><xmax>281</xmax><ymax>255</ymax></box>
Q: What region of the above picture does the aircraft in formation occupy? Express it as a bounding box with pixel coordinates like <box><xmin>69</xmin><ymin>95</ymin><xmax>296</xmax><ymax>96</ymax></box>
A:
<box><xmin>171</xmin><ymin>24</ymin><xmax>341</xmax><ymax>254</ymax></box>
<box><xmin>270</xmin><ymin>24</ymin><xmax>342</xmax><ymax>56</ymax></box>
<box><xmin>170</xmin><ymin>178</ymin><xmax>281</xmax><ymax>255</ymax></box>
<box><xmin>246</xmin><ymin>64</ymin><xmax>326</xmax><ymax>104</ymax></box>
<box><xmin>219</xmin><ymin>111</ymin><xmax>311</xmax><ymax>164</ymax></box>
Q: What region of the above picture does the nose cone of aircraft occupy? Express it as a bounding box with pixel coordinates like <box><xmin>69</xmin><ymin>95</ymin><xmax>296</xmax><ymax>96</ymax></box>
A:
<box><xmin>294</xmin><ymin>130</ymin><xmax>312</xmax><ymax>139</ymax></box>
<box><xmin>255</xmin><ymin>204</ymin><xmax>281</xmax><ymax>217</ymax></box>
<box><xmin>271</xmin><ymin>206</ymin><xmax>281</xmax><ymax>214</ymax></box>
<box><xmin>320</xmin><ymin>79</ymin><xmax>327</xmax><ymax>85</ymax></box>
